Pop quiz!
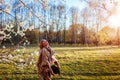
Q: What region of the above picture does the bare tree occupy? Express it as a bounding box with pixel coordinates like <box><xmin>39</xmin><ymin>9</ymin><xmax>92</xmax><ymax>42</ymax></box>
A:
<box><xmin>69</xmin><ymin>7</ymin><xmax>79</xmax><ymax>44</ymax></box>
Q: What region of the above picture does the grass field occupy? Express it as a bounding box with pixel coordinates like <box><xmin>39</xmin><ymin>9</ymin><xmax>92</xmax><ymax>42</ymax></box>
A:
<box><xmin>0</xmin><ymin>46</ymin><xmax>120</xmax><ymax>80</ymax></box>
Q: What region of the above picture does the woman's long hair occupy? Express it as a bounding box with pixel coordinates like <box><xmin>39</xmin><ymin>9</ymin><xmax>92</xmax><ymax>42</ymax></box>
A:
<box><xmin>37</xmin><ymin>39</ymin><xmax>49</xmax><ymax>67</ymax></box>
<box><xmin>39</xmin><ymin>39</ymin><xmax>48</xmax><ymax>49</ymax></box>
<box><xmin>39</xmin><ymin>39</ymin><xmax>44</xmax><ymax>49</ymax></box>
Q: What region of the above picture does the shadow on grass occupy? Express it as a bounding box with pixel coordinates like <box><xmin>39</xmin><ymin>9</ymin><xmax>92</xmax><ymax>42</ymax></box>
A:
<box><xmin>1</xmin><ymin>72</ymin><xmax>120</xmax><ymax>77</ymax></box>
<box><xmin>79</xmin><ymin>73</ymin><xmax>120</xmax><ymax>76</ymax></box>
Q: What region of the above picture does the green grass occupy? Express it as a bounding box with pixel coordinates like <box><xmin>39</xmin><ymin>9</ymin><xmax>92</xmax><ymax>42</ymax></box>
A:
<box><xmin>0</xmin><ymin>46</ymin><xmax>120</xmax><ymax>80</ymax></box>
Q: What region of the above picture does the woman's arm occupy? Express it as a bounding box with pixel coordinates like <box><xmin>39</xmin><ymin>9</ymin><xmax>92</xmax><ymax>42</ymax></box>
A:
<box><xmin>47</xmin><ymin>61</ymin><xmax>54</xmax><ymax>75</ymax></box>
<box><xmin>54</xmin><ymin>61</ymin><xmax>60</xmax><ymax>69</ymax></box>
<box><xmin>50</xmin><ymin>47</ymin><xmax>60</xmax><ymax>69</ymax></box>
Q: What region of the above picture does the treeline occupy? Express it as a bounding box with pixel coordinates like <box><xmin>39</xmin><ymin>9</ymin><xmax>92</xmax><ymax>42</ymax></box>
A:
<box><xmin>0</xmin><ymin>23</ymin><xmax>119</xmax><ymax>46</ymax></box>
<box><xmin>25</xmin><ymin>24</ymin><xmax>119</xmax><ymax>46</ymax></box>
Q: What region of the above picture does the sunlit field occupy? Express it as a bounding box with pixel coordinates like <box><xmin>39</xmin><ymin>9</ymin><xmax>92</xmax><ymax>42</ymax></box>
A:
<box><xmin>1</xmin><ymin>0</ymin><xmax>120</xmax><ymax>80</ymax></box>
<box><xmin>0</xmin><ymin>46</ymin><xmax>120</xmax><ymax>80</ymax></box>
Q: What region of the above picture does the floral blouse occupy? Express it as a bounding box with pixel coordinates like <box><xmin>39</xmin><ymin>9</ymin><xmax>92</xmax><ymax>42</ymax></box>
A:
<box><xmin>40</xmin><ymin>47</ymin><xmax>57</xmax><ymax>67</ymax></box>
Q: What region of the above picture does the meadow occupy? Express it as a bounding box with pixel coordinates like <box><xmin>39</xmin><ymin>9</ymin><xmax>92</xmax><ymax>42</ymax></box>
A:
<box><xmin>0</xmin><ymin>46</ymin><xmax>120</xmax><ymax>80</ymax></box>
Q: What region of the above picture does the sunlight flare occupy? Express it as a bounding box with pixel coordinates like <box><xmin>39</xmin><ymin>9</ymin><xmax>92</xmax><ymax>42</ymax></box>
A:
<box><xmin>108</xmin><ymin>6</ymin><xmax>120</xmax><ymax>28</ymax></box>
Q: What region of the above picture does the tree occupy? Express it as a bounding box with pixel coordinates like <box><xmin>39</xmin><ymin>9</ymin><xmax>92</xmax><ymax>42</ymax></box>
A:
<box><xmin>69</xmin><ymin>7</ymin><xmax>79</xmax><ymax>44</ymax></box>
<box><xmin>79</xmin><ymin>25</ymin><xmax>88</xmax><ymax>45</ymax></box>
<box><xmin>98</xmin><ymin>26</ymin><xmax>115</xmax><ymax>45</ymax></box>
<box><xmin>25</xmin><ymin>29</ymin><xmax>41</xmax><ymax>44</ymax></box>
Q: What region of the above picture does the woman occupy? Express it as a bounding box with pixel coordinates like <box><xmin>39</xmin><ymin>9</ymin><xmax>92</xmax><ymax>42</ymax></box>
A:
<box><xmin>37</xmin><ymin>39</ymin><xmax>60</xmax><ymax>80</ymax></box>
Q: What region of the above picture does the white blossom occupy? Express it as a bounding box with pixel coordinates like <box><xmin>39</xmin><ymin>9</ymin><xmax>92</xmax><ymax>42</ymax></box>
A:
<box><xmin>30</xmin><ymin>53</ymin><xmax>34</xmax><ymax>56</ymax></box>
<box><xmin>14</xmin><ymin>3</ymin><xmax>23</xmax><ymax>9</ymax></box>
<box><xmin>8</xmin><ymin>54</ymin><xmax>13</xmax><ymax>60</ymax></box>
<box><xmin>29</xmin><ymin>61</ymin><xmax>33</xmax><ymax>65</ymax></box>
<box><xmin>29</xmin><ymin>25</ymin><xmax>34</xmax><ymax>31</ymax></box>
<box><xmin>14</xmin><ymin>62</ymin><xmax>17</xmax><ymax>66</ymax></box>
<box><xmin>14</xmin><ymin>49</ymin><xmax>20</xmax><ymax>52</ymax></box>
<box><xmin>35</xmin><ymin>13</ymin><xmax>42</xmax><ymax>18</ymax></box>
<box><xmin>2</xmin><ymin>46</ymin><xmax>6</xmax><ymax>49</ymax></box>
<box><xmin>9</xmin><ymin>24</ymin><xmax>14</xmax><ymax>28</ymax></box>
<box><xmin>34</xmin><ymin>0</ymin><xmax>38</xmax><ymax>2</ymax></box>
<box><xmin>0</xmin><ymin>31</ymin><xmax>5</xmax><ymax>35</ymax></box>
<box><xmin>0</xmin><ymin>37</ymin><xmax>4</xmax><ymax>41</ymax></box>
<box><xmin>19</xmin><ymin>58</ymin><xmax>25</xmax><ymax>63</ymax></box>
<box><xmin>17</xmin><ymin>13</ymin><xmax>21</xmax><ymax>19</ymax></box>
<box><xmin>28</xmin><ymin>12</ymin><xmax>32</xmax><ymax>18</ymax></box>
<box><xmin>2</xmin><ymin>58</ymin><xmax>10</xmax><ymax>63</ymax></box>
<box><xmin>17</xmin><ymin>31</ymin><xmax>25</xmax><ymax>36</ymax></box>
<box><xmin>17</xmin><ymin>64</ymin><xmax>24</xmax><ymax>70</ymax></box>
<box><xmin>34</xmin><ymin>51</ymin><xmax>39</xmax><ymax>55</ymax></box>
<box><xmin>4</xmin><ymin>4</ymin><xmax>12</xmax><ymax>13</ymax></box>
<box><xmin>20</xmin><ymin>21</ymin><xmax>26</xmax><ymax>27</ymax></box>
<box><xmin>4</xmin><ymin>9</ymin><xmax>10</xmax><ymax>13</ymax></box>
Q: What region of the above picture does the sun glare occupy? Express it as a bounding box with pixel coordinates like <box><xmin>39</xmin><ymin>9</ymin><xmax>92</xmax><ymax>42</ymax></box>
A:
<box><xmin>108</xmin><ymin>6</ymin><xmax>120</xmax><ymax>28</ymax></box>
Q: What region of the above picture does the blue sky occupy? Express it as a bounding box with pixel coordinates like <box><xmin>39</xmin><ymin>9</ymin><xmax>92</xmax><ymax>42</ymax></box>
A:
<box><xmin>66</xmin><ymin>0</ymin><xmax>87</xmax><ymax>11</ymax></box>
<box><xmin>3</xmin><ymin>0</ymin><xmax>120</xmax><ymax>29</ymax></box>
<box><xmin>65</xmin><ymin>0</ymin><xmax>88</xmax><ymax>28</ymax></box>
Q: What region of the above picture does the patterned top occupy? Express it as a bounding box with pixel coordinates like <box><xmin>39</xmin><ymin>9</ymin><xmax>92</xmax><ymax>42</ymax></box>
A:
<box><xmin>39</xmin><ymin>47</ymin><xmax>57</xmax><ymax>67</ymax></box>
